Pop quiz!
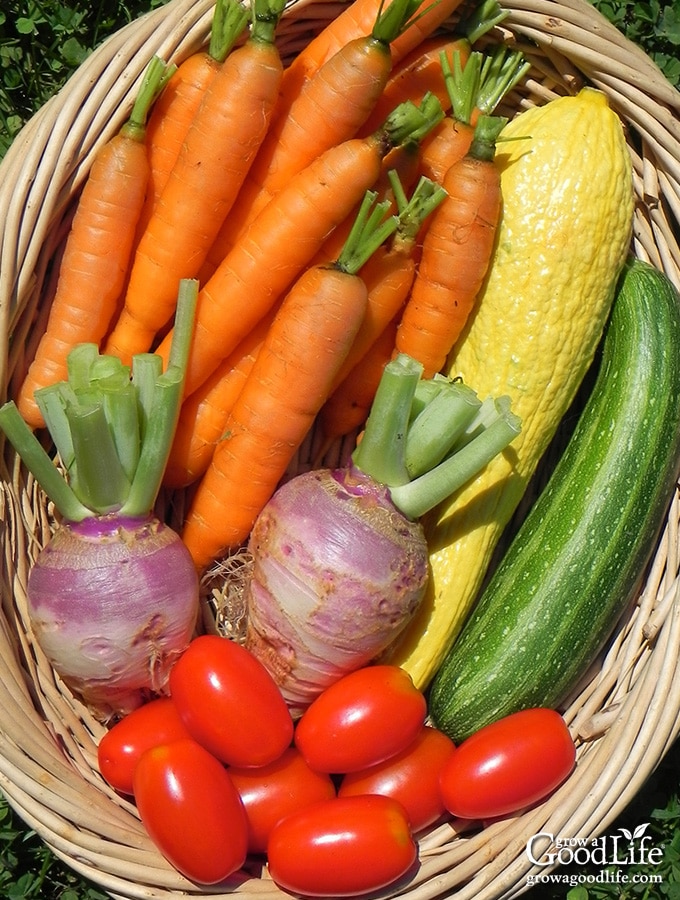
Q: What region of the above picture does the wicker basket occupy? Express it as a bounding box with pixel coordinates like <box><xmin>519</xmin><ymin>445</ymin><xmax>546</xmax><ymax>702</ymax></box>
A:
<box><xmin>1</xmin><ymin>0</ymin><xmax>680</xmax><ymax>896</ymax></box>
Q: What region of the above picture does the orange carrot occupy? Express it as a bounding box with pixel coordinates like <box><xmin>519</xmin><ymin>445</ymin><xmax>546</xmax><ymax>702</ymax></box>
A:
<box><xmin>419</xmin><ymin>44</ymin><xmax>530</xmax><ymax>184</ymax></box>
<box><xmin>181</xmin><ymin>193</ymin><xmax>399</xmax><ymax>569</ymax></box>
<box><xmin>318</xmin><ymin>317</ymin><xmax>399</xmax><ymax>446</ymax></box>
<box><xmin>104</xmin><ymin>0</ymin><xmax>287</xmax><ymax>366</ymax></box>
<box><xmin>155</xmin><ymin>95</ymin><xmax>444</xmax><ymax>400</ymax></box>
<box><xmin>17</xmin><ymin>57</ymin><xmax>173</xmax><ymax>429</ymax></box>
<box><xmin>313</xmin><ymin>174</ymin><xmax>443</xmax><ymax>452</ymax></box>
<box><xmin>420</xmin><ymin>115</ymin><xmax>476</xmax><ymax>186</ymax></box>
<box><xmin>304</xmin><ymin>140</ymin><xmax>423</xmax><ymax>277</ymax></box>
<box><xmin>135</xmin><ymin>0</ymin><xmax>248</xmax><ymax>236</ymax></box>
<box><xmin>281</xmin><ymin>0</ymin><xmax>466</xmax><ymax>102</ymax></box>
<box><xmin>357</xmin><ymin>0</ymin><xmax>509</xmax><ymax>137</ymax></box>
<box><xmin>201</xmin><ymin>0</ymin><xmax>425</xmax><ymax>277</ymax></box>
<box><xmin>395</xmin><ymin>114</ymin><xmax>507</xmax><ymax>378</ymax></box>
<box><xmin>356</xmin><ymin>35</ymin><xmax>464</xmax><ymax>137</ymax></box>
<box><xmin>388</xmin><ymin>0</ymin><xmax>468</xmax><ymax>62</ymax></box>
<box><xmin>163</xmin><ymin>305</ymin><xmax>278</xmax><ymax>489</ymax></box>
<box><xmin>180</xmin><ymin>176</ymin><xmax>442</xmax><ymax>484</ymax></box>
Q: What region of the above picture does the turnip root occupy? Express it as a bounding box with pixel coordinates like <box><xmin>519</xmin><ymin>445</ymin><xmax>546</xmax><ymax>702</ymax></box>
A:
<box><xmin>244</xmin><ymin>354</ymin><xmax>521</xmax><ymax>715</ymax></box>
<box><xmin>0</xmin><ymin>281</ymin><xmax>199</xmax><ymax>717</ymax></box>
<box><xmin>245</xmin><ymin>466</ymin><xmax>428</xmax><ymax>715</ymax></box>
<box><xmin>27</xmin><ymin>515</ymin><xmax>197</xmax><ymax>715</ymax></box>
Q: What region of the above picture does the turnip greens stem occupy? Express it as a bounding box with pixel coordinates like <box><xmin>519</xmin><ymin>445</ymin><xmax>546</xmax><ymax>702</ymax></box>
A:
<box><xmin>121</xmin><ymin>379</ymin><xmax>180</xmax><ymax>515</ymax></box>
<box><xmin>132</xmin><ymin>353</ymin><xmax>164</xmax><ymax>444</ymax></box>
<box><xmin>167</xmin><ymin>278</ymin><xmax>199</xmax><ymax>375</ymax></box>
<box><xmin>0</xmin><ymin>404</ymin><xmax>91</xmax><ymax>521</ymax></box>
<box><xmin>404</xmin><ymin>380</ymin><xmax>482</xmax><ymax>478</ymax></box>
<box><xmin>352</xmin><ymin>354</ymin><xmax>424</xmax><ymax>488</ymax></box>
<box><xmin>67</xmin><ymin>400</ymin><xmax>131</xmax><ymax>512</ymax></box>
<box><xmin>121</xmin><ymin>278</ymin><xmax>197</xmax><ymax>514</ymax></box>
<box><xmin>352</xmin><ymin>354</ymin><xmax>521</xmax><ymax>520</ymax></box>
<box><xmin>35</xmin><ymin>384</ymin><xmax>76</xmax><ymax>472</ymax></box>
<box><xmin>391</xmin><ymin>401</ymin><xmax>521</xmax><ymax>519</ymax></box>
<box><xmin>0</xmin><ymin>278</ymin><xmax>198</xmax><ymax>521</ymax></box>
<box><xmin>451</xmin><ymin>394</ymin><xmax>514</xmax><ymax>450</ymax></box>
<box><xmin>103</xmin><ymin>380</ymin><xmax>141</xmax><ymax>482</ymax></box>
<box><xmin>67</xmin><ymin>342</ymin><xmax>99</xmax><ymax>390</ymax></box>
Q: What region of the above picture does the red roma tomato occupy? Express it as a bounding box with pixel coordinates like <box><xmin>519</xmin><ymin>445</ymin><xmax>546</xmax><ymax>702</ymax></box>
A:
<box><xmin>294</xmin><ymin>665</ymin><xmax>426</xmax><ymax>773</ymax></box>
<box><xmin>133</xmin><ymin>738</ymin><xmax>248</xmax><ymax>884</ymax></box>
<box><xmin>169</xmin><ymin>634</ymin><xmax>293</xmax><ymax>766</ymax></box>
<box><xmin>97</xmin><ymin>697</ymin><xmax>190</xmax><ymax>795</ymax></box>
<box><xmin>338</xmin><ymin>724</ymin><xmax>456</xmax><ymax>832</ymax></box>
<box><xmin>228</xmin><ymin>746</ymin><xmax>336</xmax><ymax>854</ymax></box>
<box><xmin>267</xmin><ymin>795</ymin><xmax>417</xmax><ymax>896</ymax></box>
<box><xmin>439</xmin><ymin>708</ymin><xmax>576</xmax><ymax>820</ymax></box>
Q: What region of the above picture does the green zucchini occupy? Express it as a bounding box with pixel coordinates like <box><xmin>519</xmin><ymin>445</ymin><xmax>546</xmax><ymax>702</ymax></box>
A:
<box><xmin>429</xmin><ymin>258</ymin><xmax>680</xmax><ymax>743</ymax></box>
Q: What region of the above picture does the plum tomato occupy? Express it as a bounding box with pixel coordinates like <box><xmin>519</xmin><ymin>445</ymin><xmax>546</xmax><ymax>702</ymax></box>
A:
<box><xmin>294</xmin><ymin>665</ymin><xmax>427</xmax><ymax>773</ymax></box>
<box><xmin>169</xmin><ymin>634</ymin><xmax>293</xmax><ymax>767</ymax></box>
<box><xmin>267</xmin><ymin>794</ymin><xmax>418</xmax><ymax>897</ymax></box>
<box><xmin>133</xmin><ymin>738</ymin><xmax>248</xmax><ymax>884</ymax></box>
<box><xmin>338</xmin><ymin>724</ymin><xmax>456</xmax><ymax>831</ymax></box>
<box><xmin>439</xmin><ymin>707</ymin><xmax>576</xmax><ymax>820</ymax></box>
<box><xmin>97</xmin><ymin>697</ymin><xmax>190</xmax><ymax>795</ymax></box>
<box><xmin>228</xmin><ymin>746</ymin><xmax>336</xmax><ymax>854</ymax></box>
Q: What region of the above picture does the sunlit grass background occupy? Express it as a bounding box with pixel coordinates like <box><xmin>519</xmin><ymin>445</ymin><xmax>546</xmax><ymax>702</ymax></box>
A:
<box><xmin>1</xmin><ymin>0</ymin><xmax>680</xmax><ymax>896</ymax></box>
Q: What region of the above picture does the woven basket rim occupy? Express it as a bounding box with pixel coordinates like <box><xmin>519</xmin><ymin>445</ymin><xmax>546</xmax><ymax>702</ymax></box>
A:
<box><xmin>2</xmin><ymin>0</ymin><xmax>680</xmax><ymax>897</ymax></box>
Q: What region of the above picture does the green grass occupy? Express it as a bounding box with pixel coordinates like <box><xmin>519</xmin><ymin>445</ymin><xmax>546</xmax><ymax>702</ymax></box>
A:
<box><xmin>0</xmin><ymin>0</ymin><xmax>167</xmax><ymax>156</ymax></box>
<box><xmin>590</xmin><ymin>0</ymin><xmax>680</xmax><ymax>85</ymax></box>
<box><xmin>1</xmin><ymin>0</ymin><xmax>680</xmax><ymax>897</ymax></box>
<box><xmin>0</xmin><ymin>796</ymin><xmax>108</xmax><ymax>899</ymax></box>
<box><xmin>1</xmin><ymin>0</ymin><xmax>679</xmax><ymax>157</ymax></box>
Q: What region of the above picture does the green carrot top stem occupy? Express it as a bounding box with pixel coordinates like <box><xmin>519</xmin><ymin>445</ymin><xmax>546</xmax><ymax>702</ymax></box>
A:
<box><xmin>371</xmin><ymin>0</ymin><xmax>434</xmax><ymax>46</ymax></box>
<box><xmin>208</xmin><ymin>0</ymin><xmax>250</xmax><ymax>62</ymax></box>
<box><xmin>388</xmin><ymin>170</ymin><xmax>448</xmax><ymax>244</ymax></box>
<box><xmin>440</xmin><ymin>44</ymin><xmax>529</xmax><ymax>127</ymax></box>
<box><xmin>249</xmin><ymin>0</ymin><xmax>287</xmax><ymax>45</ymax></box>
<box><xmin>122</xmin><ymin>56</ymin><xmax>176</xmax><ymax>142</ymax></box>
<box><xmin>468</xmin><ymin>113</ymin><xmax>509</xmax><ymax>161</ymax></box>
<box><xmin>457</xmin><ymin>0</ymin><xmax>508</xmax><ymax>45</ymax></box>
<box><xmin>335</xmin><ymin>191</ymin><xmax>399</xmax><ymax>275</ymax></box>
<box><xmin>0</xmin><ymin>279</ymin><xmax>198</xmax><ymax>521</ymax></box>
<box><xmin>328</xmin><ymin>175</ymin><xmax>445</xmax><ymax>305</ymax></box>
<box><xmin>352</xmin><ymin>354</ymin><xmax>521</xmax><ymax>520</ymax></box>
<box><xmin>474</xmin><ymin>45</ymin><xmax>531</xmax><ymax>115</ymax></box>
<box><xmin>377</xmin><ymin>92</ymin><xmax>445</xmax><ymax>150</ymax></box>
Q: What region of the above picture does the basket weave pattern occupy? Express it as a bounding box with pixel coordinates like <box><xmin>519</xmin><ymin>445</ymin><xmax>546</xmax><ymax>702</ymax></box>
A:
<box><xmin>1</xmin><ymin>0</ymin><xmax>680</xmax><ymax>897</ymax></box>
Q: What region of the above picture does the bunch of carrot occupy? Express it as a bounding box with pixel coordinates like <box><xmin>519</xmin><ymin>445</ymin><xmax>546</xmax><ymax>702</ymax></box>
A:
<box><xmin>17</xmin><ymin>0</ymin><xmax>532</xmax><ymax>572</ymax></box>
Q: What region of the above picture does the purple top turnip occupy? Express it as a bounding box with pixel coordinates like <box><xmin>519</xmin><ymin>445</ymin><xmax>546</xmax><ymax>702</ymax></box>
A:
<box><xmin>244</xmin><ymin>353</ymin><xmax>520</xmax><ymax>716</ymax></box>
<box><xmin>0</xmin><ymin>280</ymin><xmax>200</xmax><ymax>717</ymax></box>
